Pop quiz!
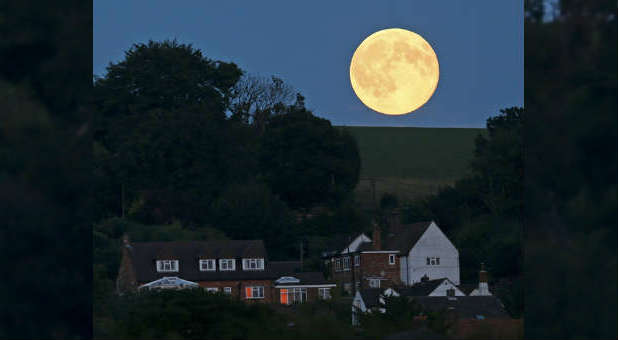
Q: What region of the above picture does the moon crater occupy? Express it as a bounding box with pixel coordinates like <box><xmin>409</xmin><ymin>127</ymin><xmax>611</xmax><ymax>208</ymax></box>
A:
<box><xmin>350</xmin><ymin>28</ymin><xmax>439</xmax><ymax>115</ymax></box>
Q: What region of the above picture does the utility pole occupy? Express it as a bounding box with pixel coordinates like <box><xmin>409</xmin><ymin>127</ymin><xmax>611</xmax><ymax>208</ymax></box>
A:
<box><xmin>300</xmin><ymin>240</ymin><xmax>303</xmax><ymax>272</ymax></box>
<box><xmin>121</xmin><ymin>183</ymin><xmax>125</xmax><ymax>219</ymax></box>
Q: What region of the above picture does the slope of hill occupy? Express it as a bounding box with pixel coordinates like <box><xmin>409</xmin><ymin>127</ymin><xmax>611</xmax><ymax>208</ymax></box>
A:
<box><xmin>339</xmin><ymin>126</ymin><xmax>486</xmax><ymax>207</ymax></box>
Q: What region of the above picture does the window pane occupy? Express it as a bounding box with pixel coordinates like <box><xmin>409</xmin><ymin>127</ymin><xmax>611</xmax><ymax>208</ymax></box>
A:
<box><xmin>427</xmin><ymin>257</ymin><xmax>430</xmax><ymax>265</ymax></box>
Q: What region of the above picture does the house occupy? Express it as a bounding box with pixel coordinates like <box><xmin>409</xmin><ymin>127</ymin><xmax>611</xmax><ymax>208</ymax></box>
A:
<box><xmin>273</xmin><ymin>272</ymin><xmax>336</xmax><ymax>304</ymax></box>
<box><xmin>116</xmin><ymin>236</ymin><xmax>336</xmax><ymax>304</ymax></box>
<box><xmin>386</xmin><ymin>277</ymin><xmax>466</xmax><ymax>297</ymax></box>
<box><xmin>117</xmin><ymin>236</ymin><xmax>276</xmax><ymax>302</ymax></box>
<box><xmin>326</xmin><ymin>220</ymin><xmax>460</xmax><ymax>293</ymax></box>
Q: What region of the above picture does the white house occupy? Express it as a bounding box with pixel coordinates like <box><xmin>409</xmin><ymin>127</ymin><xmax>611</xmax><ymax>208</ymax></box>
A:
<box><xmin>395</xmin><ymin>221</ymin><xmax>460</xmax><ymax>285</ymax></box>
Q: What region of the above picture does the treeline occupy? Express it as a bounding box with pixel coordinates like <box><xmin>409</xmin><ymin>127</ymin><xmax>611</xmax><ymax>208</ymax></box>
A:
<box><xmin>394</xmin><ymin>107</ymin><xmax>523</xmax><ymax>318</ymax></box>
<box><xmin>92</xmin><ymin>40</ymin><xmax>369</xmax><ymax>302</ymax></box>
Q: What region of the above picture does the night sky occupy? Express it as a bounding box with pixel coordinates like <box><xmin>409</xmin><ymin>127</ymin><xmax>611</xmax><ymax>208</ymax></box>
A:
<box><xmin>94</xmin><ymin>1</ymin><xmax>523</xmax><ymax>128</ymax></box>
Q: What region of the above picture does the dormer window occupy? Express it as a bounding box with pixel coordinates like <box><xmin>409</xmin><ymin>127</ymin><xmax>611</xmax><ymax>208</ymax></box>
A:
<box><xmin>156</xmin><ymin>260</ymin><xmax>179</xmax><ymax>272</ymax></box>
<box><xmin>219</xmin><ymin>259</ymin><xmax>236</xmax><ymax>271</ymax></box>
<box><xmin>242</xmin><ymin>258</ymin><xmax>264</xmax><ymax>270</ymax></box>
<box><xmin>199</xmin><ymin>259</ymin><xmax>216</xmax><ymax>271</ymax></box>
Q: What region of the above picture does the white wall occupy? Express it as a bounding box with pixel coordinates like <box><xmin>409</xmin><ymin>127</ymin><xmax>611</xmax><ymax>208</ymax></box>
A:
<box><xmin>342</xmin><ymin>234</ymin><xmax>371</xmax><ymax>253</ymax></box>
<box><xmin>428</xmin><ymin>279</ymin><xmax>466</xmax><ymax>296</ymax></box>
<box><xmin>399</xmin><ymin>256</ymin><xmax>408</xmax><ymax>283</ymax></box>
<box><xmin>406</xmin><ymin>222</ymin><xmax>460</xmax><ymax>285</ymax></box>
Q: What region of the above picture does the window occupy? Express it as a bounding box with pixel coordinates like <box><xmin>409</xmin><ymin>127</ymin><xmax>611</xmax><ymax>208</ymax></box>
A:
<box><xmin>369</xmin><ymin>279</ymin><xmax>380</xmax><ymax>288</ymax></box>
<box><xmin>447</xmin><ymin>288</ymin><xmax>455</xmax><ymax>297</ymax></box>
<box><xmin>205</xmin><ymin>287</ymin><xmax>219</xmax><ymax>293</ymax></box>
<box><xmin>199</xmin><ymin>259</ymin><xmax>216</xmax><ymax>271</ymax></box>
<box><xmin>344</xmin><ymin>283</ymin><xmax>352</xmax><ymax>293</ymax></box>
<box><xmin>242</xmin><ymin>258</ymin><xmax>264</xmax><ymax>270</ymax></box>
<box><xmin>219</xmin><ymin>259</ymin><xmax>236</xmax><ymax>271</ymax></box>
<box><xmin>343</xmin><ymin>256</ymin><xmax>350</xmax><ymax>270</ymax></box>
<box><xmin>156</xmin><ymin>260</ymin><xmax>179</xmax><ymax>272</ymax></box>
<box><xmin>355</xmin><ymin>281</ymin><xmax>361</xmax><ymax>290</ymax></box>
<box><xmin>354</xmin><ymin>255</ymin><xmax>360</xmax><ymax>266</ymax></box>
<box><xmin>426</xmin><ymin>257</ymin><xmax>440</xmax><ymax>266</ymax></box>
<box><xmin>335</xmin><ymin>258</ymin><xmax>341</xmax><ymax>272</ymax></box>
<box><xmin>388</xmin><ymin>254</ymin><xmax>396</xmax><ymax>265</ymax></box>
<box><xmin>245</xmin><ymin>286</ymin><xmax>264</xmax><ymax>299</ymax></box>
<box><xmin>280</xmin><ymin>288</ymin><xmax>307</xmax><ymax>304</ymax></box>
<box><xmin>223</xmin><ymin>287</ymin><xmax>232</xmax><ymax>294</ymax></box>
<box><xmin>319</xmin><ymin>288</ymin><xmax>331</xmax><ymax>300</ymax></box>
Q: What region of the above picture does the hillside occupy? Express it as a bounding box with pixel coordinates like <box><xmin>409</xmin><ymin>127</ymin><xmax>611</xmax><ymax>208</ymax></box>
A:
<box><xmin>338</xmin><ymin>126</ymin><xmax>486</xmax><ymax>207</ymax></box>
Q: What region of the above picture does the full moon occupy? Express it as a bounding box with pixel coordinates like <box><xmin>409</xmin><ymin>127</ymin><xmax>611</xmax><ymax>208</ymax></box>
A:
<box><xmin>350</xmin><ymin>28</ymin><xmax>439</xmax><ymax>115</ymax></box>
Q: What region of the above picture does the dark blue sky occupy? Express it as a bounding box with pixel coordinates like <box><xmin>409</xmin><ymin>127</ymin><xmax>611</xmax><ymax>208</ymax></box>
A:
<box><xmin>94</xmin><ymin>1</ymin><xmax>523</xmax><ymax>128</ymax></box>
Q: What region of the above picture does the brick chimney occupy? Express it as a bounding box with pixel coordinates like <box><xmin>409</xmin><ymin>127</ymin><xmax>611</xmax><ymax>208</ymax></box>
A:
<box><xmin>372</xmin><ymin>222</ymin><xmax>381</xmax><ymax>250</ymax></box>
<box><xmin>476</xmin><ymin>262</ymin><xmax>491</xmax><ymax>296</ymax></box>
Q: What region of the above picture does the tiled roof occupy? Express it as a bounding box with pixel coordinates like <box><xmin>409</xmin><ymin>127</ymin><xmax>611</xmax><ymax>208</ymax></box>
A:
<box><xmin>269</xmin><ymin>261</ymin><xmax>301</xmax><ymax>276</ymax></box>
<box><xmin>359</xmin><ymin>288</ymin><xmax>383</xmax><ymax>308</ymax></box>
<box><xmin>275</xmin><ymin>272</ymin><xmax>334</xmax><ymax>286</ymax></box>
<box><xmin>382</xmin><ymin>221</ymin><xmax>432</xmax><ymax>254</ymax></box>
<box><xmin>411</xmin><ymin>296</ymin><xmax>510</xmax><ymax>319</ymax></box>
<box><xmin>128</xmin><ymin>240</ymin><xmax>276</xmax><ymax>283</ymax></box>
<box><xmin>397</xmin><ymin>278</ymin><xmax>448</xmax><ymax>296</ymax></box>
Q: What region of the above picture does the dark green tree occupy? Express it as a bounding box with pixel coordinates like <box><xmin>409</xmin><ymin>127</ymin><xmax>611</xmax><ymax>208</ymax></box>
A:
<box><xmin>259</xmin><ymin>104</ymin><xmax>361</xmax><ymax>210</ymax></box>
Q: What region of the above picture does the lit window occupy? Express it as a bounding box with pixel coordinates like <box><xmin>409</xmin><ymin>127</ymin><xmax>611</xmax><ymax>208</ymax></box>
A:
<box><xmin>199</xmin><ymin>259</ymin><xmax>216</xmax><ymax>271</ymax></box>
<box><xmin>156</xmin><ymin>260</ymin><xmax>179</xmax><ymax>272</ymax></box>
<box><xmin>219</xmin><ymin>259</ymin><xmax>236</xmax><ymax>271</ymax></box>
<box><xmin>242</xmin><ymin>258</ymin><xmax>264</xmax><ymax>270</ymax></box>
<box><xmin>223</xmin><ymin>287</ymin><xmax>232</xmax><ymax>294</ymax></box>
<box><xmin>369</xmin><ymin>279</ymin><xmax>380</xmax><ymax>288</ymax></box>
<box><xmin>245</xmin><ymin>286</ymin><xmax>264</xmax><ymax>299</ymax></box>
<box><xmin>388</xmin><ymin>254</ymin><xmax>395</xmax><ymax>265</ymax></box>
<box><xmin>354</xmin><ymin>255</ymin><xmax>360</xmax><ymax>266</ymax></box>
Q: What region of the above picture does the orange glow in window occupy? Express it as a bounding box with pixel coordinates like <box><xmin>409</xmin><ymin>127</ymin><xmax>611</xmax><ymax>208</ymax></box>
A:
<box><xmin>245</xmin><ymin>287</ymin><xmax>252</xmax><ymax>298</ymax></box>
<box><xmin>280</xmin><ymin>289</ymin><xmax>288</xmax><ymax>304</ymax></box>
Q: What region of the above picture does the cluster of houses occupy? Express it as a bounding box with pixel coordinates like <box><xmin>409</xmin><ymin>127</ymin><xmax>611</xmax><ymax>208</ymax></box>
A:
<box><xmin>116</xmin><ymin>219</ymin><xmax>510</xmax><ymax>325</ymax></box>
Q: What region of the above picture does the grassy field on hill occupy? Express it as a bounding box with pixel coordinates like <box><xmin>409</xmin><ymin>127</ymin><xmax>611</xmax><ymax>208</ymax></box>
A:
<box><xmin>339</xmin><ymin>126</ymin><xmax>486</xmax><ymax>207</ymax></box>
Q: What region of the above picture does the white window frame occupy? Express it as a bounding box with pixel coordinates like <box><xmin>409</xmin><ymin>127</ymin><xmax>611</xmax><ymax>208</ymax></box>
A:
<box><xmin>242</xmin><ymin>258</ymin><xmax>264</xmax><ymax>271</ymax></box>
<box><xmin>318</xmin><ymin>287</ymin><xmax>331</xmax><ymax>300</ymax></box>
<box><xmin>223</xmin><ymin>287</ymin><xmax>232</xmax><ymax>294</ymax></box>
<box><xmin>335</xmin><ymin>258</ymin><xmax>341</xmax><ymax>272</ymax></box>
<box><xmin>156</xmin><ymin>260</ymin><xmax>179</xmax><ymax>272</ymax></box>
<box><xmin>199</xmin><ymin>259</ymin><xmax>216</xmax><ymax>271</ymax></box>
<box><xmin>354</xmin><ymin>255</ymin><xmax>360</xmax><ymax>267</ymax></box>
<box><xmin>205</xmin><ymin>287</ymin><xmax>219</xmax><ymax>293</ymax></box>
<box><xmin>369</xmin><ymin>279</ymin><xmax>381</xmax><ymax>288</ymax></box>
<box><xmin>219</xmin><ymin>259</ymin><xmax>236</xmax><ymax>271</ymax></box>
<box><xmin>388</xmin><ymin>254</ymin><xmax>396</xmax><ymax>265</ymax></box>
<box><xmin>343</xmin><ymin>256</ymin><xmax>350</xmax><ymax>270</ymax></box>
<box><xmin>246</xmin><ymin>286</ymin><xmax>264</xmax><ymax>299</ymax></box>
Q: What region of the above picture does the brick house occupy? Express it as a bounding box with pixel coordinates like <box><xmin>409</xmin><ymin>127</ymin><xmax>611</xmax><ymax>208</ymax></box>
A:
<box><xmin>325</xmin><ymin>220</ymin><xmax>460</xmax><ymax>294</ymax></box>
<box><xmin>116</xmin><ymin>236</ymin><xmax>335</xmax><ymax>304</ymax></box>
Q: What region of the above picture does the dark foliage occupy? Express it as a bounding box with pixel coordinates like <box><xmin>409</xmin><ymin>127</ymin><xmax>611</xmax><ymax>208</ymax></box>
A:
<box><xmin>259</xmin><ymin>106</ymin><xmax>361</xmax><ymax>210</ymax></box>
<box><xmin>524</xmin><ymin>0</ymin><xmax>617</xmax><ymax>338</ymax></box>
<box><xmin>0</xmin><ymin>0</ymin><xmax>92</xmax><ymax>338</ymax></box>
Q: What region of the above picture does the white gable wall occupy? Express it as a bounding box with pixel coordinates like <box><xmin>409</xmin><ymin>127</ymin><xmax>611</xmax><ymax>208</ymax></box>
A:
<box><xmin>406</xmin><ymin>222</ymin><xmax>460</xmax><ymax>285</ymax></box>
<box><xmin>342</xmin><ymin>234</ymin><xmax>371</xmax><ymax>254</ymax></box>
<box><xmin>428</xmin><ymin>279</ymin><xmax>466</xmax><ymax>296</ymax></box>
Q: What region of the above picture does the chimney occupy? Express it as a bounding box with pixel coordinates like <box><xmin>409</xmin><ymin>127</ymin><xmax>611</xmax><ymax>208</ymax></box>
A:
<box><xmin>372</xmin><ymin>222</ymin><xmax>381</xmax><ymax>250</ymax></box>
<box><xmin>477</xmin><ymin>262</ymin><xmax>491</xmax><ymax>296</ymax></box>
